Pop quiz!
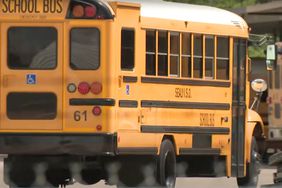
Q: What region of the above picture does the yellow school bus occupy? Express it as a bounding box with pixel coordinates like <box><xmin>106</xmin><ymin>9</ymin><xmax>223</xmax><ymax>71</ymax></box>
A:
<box><xmin>0</xmin><ymin>0</ymin><xmax>265</xmax><ymax>187</ymax></box>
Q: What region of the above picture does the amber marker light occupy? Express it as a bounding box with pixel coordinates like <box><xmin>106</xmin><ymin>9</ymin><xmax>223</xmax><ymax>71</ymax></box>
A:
<box><xmin>72</xmin><ymin>5</ymin><xmax>84</xmax><ymax>18</ymax></box>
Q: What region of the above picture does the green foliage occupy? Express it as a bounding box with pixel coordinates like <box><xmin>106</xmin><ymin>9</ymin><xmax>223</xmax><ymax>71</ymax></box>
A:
<box><xmin>166</xmin><ymin>0</ymin><xmax>258</xmax><ymax>9</ymax></box>
<box><xmin>248</xmin><ymin>46</ymin><xmax>266</xmax><ymax>58</ymax></box>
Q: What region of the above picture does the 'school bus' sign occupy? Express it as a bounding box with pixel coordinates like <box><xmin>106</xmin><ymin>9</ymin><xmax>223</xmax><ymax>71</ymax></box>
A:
<box><xmin>0</xmin><ymin>0</ymin><xmax>69</xmax><ymax>19</ymax></box>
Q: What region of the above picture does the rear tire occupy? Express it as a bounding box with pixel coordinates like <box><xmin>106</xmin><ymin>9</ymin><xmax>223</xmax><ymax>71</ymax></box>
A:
<box><xmin>237</xmin><ymin>137</ymin><xmax>260</xmax><ymax>187</ymax></box>
<box><xmin>157</xmin><ymin>139</ymin><xmax>176</xmax><ymax>188</ymax></box>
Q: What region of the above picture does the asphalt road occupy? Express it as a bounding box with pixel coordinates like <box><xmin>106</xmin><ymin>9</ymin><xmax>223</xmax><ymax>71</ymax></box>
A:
<box><xmin>0</xmin><ymin>160</ymin><xmax>277</xmax><ymax>188</ymax></box>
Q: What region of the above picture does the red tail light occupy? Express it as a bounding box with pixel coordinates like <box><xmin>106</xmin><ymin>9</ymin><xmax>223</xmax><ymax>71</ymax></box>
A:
<box><xmin>85</xmin><ymin>6</ymin><xmax>97</xmax><ymax>18</ymax></box>
<box><xmin>92</xmin><ymin>106</ymin><xmax>102</xmax><ymax>116</ymax></box>
<box><xmin>78</xmin><ymin>82</ymin><xmax>90</xmax><ymax>95</ymax></box>
<box><xmin>91</xmin><ymin>82</ymin><xmax>102</xmax><ymax>95</ymax></box>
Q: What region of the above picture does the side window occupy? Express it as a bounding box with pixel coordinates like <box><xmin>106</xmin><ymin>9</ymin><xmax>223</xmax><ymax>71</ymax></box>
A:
<box><xmin>217</xmin><ymin>37</ymin><xmax>229</xmax><ymax>80</ymax></box>
<box><xmin>182</xmin><ymin>33</ymin><xmax>191</xmax><ymax>78</ymax></box>
<box><xmin>121</xmin><ymin>29</ymin><xmax>135</xmax><ymax>70</ymax></box>
<box><xmin>170</xmin><ymin>32</ymin><xmax>180</xmax><ymax>77</ymax></box>
<box><xmin>193</xmin><ymin>34</ymin><xmax>203</xmax><ymax>78</ymax></box>
<box><xmin>158</xmin><ymin>31</ymin><xmax>168</xmax><ymax>76</ymax></box>
<box><xmin>146</xmin><ymin>30</ymin><xmax>156</xmax><ymax>75</ymax></box>
<box><xmin>8</xmin><ymin>27</ymin><xmax>57</xmax><ymax>70</ymax></box>
<box><xmin>205</xmin><ymin>35</ymin><xmax>215</xmax><ymax>79</ymax></box>
<box><xmin>71</xmin><ymin>28</ymin><xmax>100</xmax><ymax>70</ymax></box>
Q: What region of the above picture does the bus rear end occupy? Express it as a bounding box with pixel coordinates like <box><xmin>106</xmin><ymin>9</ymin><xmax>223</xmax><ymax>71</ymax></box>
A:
<box><xmin>0</xmin><ymin>0</ymin><xmax>116</xmax><ymax>187</ymax></box>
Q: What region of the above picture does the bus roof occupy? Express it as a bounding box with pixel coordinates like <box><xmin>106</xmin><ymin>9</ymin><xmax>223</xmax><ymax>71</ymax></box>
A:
<box><xmin>105</xmin><ymin>0</ymin><xmax>248</xmax><ymax>29</ymax></box>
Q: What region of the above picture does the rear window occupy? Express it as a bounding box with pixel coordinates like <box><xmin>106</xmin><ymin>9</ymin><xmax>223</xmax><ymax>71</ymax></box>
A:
<box><xmin>70</xmin><ymin>28</ymin><xmax>100</xmax><ymax>70</ymax></box>
<box><xmin>8</xmin><ymin>27</ymin><xmax>57</xmax><ymax>70</ymax></box>
<box><xmin>7</xmin><ymin>93</ymin><xmax>57</xmax><ymax>120</ymax></box>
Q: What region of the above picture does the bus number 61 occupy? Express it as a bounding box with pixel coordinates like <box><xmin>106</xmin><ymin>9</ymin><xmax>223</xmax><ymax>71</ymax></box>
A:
<box><xmin>74</xmin><ymin>111</ymin><xmax>87</xmax><ymax>121</ymax></box>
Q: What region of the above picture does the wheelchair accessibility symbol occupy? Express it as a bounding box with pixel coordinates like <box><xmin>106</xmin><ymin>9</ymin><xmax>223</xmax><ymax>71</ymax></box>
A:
<box><xmin>26</xmin><ymin>74</ymin><xmax>36</xmax><ymax>85</ymax></box>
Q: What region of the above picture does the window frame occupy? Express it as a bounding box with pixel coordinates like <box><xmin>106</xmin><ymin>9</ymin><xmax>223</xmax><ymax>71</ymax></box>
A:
<box><xmin>145</xmin><ymin>30</ymin><xmax>157</xmax><ymax>76</ymax></box>
<box><xmin>7</xmin><ymin>92</ymin><xmax>57</xmax><ymax>120</ymax></box>
<box><xmin>204</xmin><ymin>35</ymin><xmax>215</xmax><ymax>79</ymax></box>
<box><xmin>193</xmin><ymin>34</ymin><xmax>204</xmax><ymax>79</ymax></box>
<box><xmin>181</xmin><ymin>32</ymin><xmax>192</xmax><ymax>78</ymax></box>
<box><xmin>170</xmin><ymin>32</ymin><xmax>180</xmax><ymax>77</ymax></box>
<box><xmin>70</xmin><ymin>27</ymin><xmax>101</xmax><ymax>71</ymax></box>
<box><xmin>157</xmin><ymin>30</ymin><xmax>169</xmax><ymax>76</ymax></box>
<box><xmin>7</xmin><ymin>26</ymin><xmax>58</xmax><ymax>70</ymax></box>
<box><xmin>121</xmin><ymin>28</ymin><xmax>135</xmax><ymax>71</ymax></box>
<box><xmin>216</xmin><ymin>36</ymin><xmax>230</xmax><ymax>80</ymax></box>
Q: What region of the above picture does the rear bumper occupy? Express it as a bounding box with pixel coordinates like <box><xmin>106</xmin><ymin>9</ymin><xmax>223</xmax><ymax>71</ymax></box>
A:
<box><xmin>0</xmin><ymin>133</ymin><xmax>117</xmax><ymax>156</ymax></box>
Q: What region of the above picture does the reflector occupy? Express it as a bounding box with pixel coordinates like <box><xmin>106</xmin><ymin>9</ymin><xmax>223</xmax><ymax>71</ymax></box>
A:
<box><xmin>96</xmin><ymin>125</ymin><xmax>102</xmax><ymax>131</ymax></box>
<box><xmin>92</xmin><ymin>106</ymin><xmax>102</xmax><ymax>116</ymax></box>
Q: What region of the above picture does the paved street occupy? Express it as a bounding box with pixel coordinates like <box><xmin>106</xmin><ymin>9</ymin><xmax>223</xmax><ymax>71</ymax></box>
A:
<box><xmin>0</xmin><ymin>160</ymin><xmax>277</xmax><ymax>188</ymax></box>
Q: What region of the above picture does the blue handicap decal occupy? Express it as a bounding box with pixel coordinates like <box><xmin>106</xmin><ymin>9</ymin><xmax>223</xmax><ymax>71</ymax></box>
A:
<box><xmin>126</xmin><ymin>85</ymin><xmax>130</xmax><ymax>95</ymax></box>
<box><xmin>27</xmin><ymin>74</ymin><xmax>36</xmax><ymax>85</ymax></box>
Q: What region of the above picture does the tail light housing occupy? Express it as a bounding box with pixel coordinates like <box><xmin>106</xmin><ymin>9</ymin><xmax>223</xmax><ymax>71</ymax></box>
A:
<box><xmin>85</xmin><ymin>6</ymin><xmax>97</xmax><ymax>18</ymax></box>
<box><xmin>68</xmin><ymin>0</ymin><xmax>113</xmax><ymax>19</ymax></box>
<box><xmin>78</xmin><ymin>82</ymin><xmax>90</xmax><ymax>95</ymax></box>
<box><xmin>72</xmin><ymin>5</ymin><xmax>84</xmax><ymax>18</ymax></box>
<box><xmin>92</xmin><ymin>106</ymin><xmax>102</xmax><ymax>116</ymax></box>
<box><xmin>91</xmin><ymin>82</ymin><xmax>102</xmax><ymax>95</ymax></box>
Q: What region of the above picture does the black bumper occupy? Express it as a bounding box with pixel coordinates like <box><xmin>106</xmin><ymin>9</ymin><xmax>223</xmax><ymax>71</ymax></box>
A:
<box><xmin>0</xmin><ymin>133</ymin><xmax>117</xmax><ymax>156</ymax></box>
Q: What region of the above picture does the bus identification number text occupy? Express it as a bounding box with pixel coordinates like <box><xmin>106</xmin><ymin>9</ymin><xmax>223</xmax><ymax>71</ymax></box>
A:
<box><xmin>200</xmin><ymin>113</ymin><xmax>215</xmax><ymax>127</ymax></box>
<box><xmin>175</xmin><ymin>88</ymin><xmax>192</xmax><ymax>98</ymax></box>
<box><xmin>74</xmin><ymin>111</ymin><xmax>87</xmax><ymax>122</ymax></box>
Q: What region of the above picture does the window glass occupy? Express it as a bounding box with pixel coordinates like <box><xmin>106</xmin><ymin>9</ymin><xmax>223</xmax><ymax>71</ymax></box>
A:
<box><xmin>7</xmin><ymin>93</ymin><xmax>57</xmax><ymax>120</ymax></box>
<box><xmin>205</xmin><ymin>35</ymin><xmax>214</xmax><ymax>79</ymax></box>
<box><xmin>170</xmin><ymin>32</ymin><xmax>180</xmax><ymax>77</ymax></box>
<box><xmin>182</xmin><ymin>33</ymin><xmax>191</xmax><ymax>77</ymax></box>
<box><xmin>146</xmin><ymin>30</ymin><xmax>156</xmax><ymax>75</ymax></box>
<box><xmin>158</xmin><ymin>31</ymin><xmax>168</xmax><ymax>76</ymax></box>
<box><xmin>71</xmin><ymin>28</ymin><xmax>100</xmax><ymax>70</ymax></box>
<box><xmin>8</xmin><ymin>27</ymin><xmax>57</xmax><ymax>69</ymax></box>
<box><xmin>217</xmin><ymin>37</ymin><xmax>229</xmax><ymax>80</ymax></box>
<box><xmin>121</xmin><ymin>29</ymin><xmax>135</xmax><ymax>70</ymax></box>
<box><xmin>193</xmin><ymin>34</ymin><xmax>203</xmax><ymax>78</ymax></box>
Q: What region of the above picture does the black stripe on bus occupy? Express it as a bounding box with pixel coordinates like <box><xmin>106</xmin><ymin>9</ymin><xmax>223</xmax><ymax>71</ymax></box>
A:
<box><xmin>141</xmin><ymin>125</ymin><xmax>230</xmax><ymax>135</ymax></box>
<box><xmin>123</xmin><ymin>76</ymin><xmax>138</xmax><ymax>83</ymax></box>
<box><xmin>119</xmin><ymin>100</ymin><xmax>138</xmax><ymax>108</ymax></box>
<box><xmin>179</xmin><ymin>148</ymin><xmax>221</xmax><ymax>155</ymax></box>
<box><xmin>141</xmin><ymin>77</ymin><xmax>231</xmax><ymax>87</ymax></box>
<box><xmin>118</xmin><ymin>147</ymin><xmax>158</xmax><ymax>155</ymax></box>
<box><xmin>70</xmin><ymin>98</ymin><xmax>115</xmax><ymax>106</ymax></box>
<box><xmin>141</xmin><ymin>100</ymin><xmax>230</xmax><ymax>110</ymax></box>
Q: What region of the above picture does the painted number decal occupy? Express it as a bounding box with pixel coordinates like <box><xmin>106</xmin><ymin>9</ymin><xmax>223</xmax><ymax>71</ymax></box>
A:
<box><xmin>200</xmin><ymin>113</ymin><xmax>215</xmax><ymax>127</ymax></box>
<box><xmin>74</xmin><ymin>111</ymin><xmax>87</xmax><ymax>121</ymax></box>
